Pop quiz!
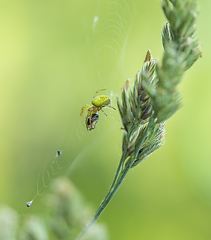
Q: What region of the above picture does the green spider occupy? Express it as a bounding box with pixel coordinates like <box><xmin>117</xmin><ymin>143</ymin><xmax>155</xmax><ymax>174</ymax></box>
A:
<box><xmin>80</xmin><ymin>89</ymin><xmax>116</xmax><ymax>131</ymax></box>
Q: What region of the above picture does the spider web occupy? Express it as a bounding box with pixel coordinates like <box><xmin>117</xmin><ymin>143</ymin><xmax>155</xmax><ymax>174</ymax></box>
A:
<box><xmin>13</xmin><ymin>0</ymin><xmax>138</xmax><ymax>216</ymax></box>
<box><xmin>0</xmin><ymin>0</ymin><xmax>164</xmax><ymax>237</ymax></box>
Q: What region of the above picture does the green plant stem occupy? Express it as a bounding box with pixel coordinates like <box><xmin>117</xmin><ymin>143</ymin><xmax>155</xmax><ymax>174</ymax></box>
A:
<box><xmin>109</xmin><ymin>146</ymin><xmax>128</xmax><ymax>191</ymax></box>
<box><xmin>76</xmin><ymin>158</ymin><xmax>134</xmax><ymax>240</ymax></box>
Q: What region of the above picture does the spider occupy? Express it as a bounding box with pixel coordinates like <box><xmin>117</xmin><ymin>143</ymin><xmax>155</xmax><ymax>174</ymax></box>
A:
<box><xmin>80</xmin><ymin>89</ymin><xmax>116</xmax><ymax>131</ymax></box>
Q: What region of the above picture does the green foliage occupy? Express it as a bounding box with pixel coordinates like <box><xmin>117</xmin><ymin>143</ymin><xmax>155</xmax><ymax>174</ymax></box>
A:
<box><xmin>118</xmin><ymin>55</ymin><xmax>165</xmax><ymax>167</ymax></box>
<box><xmin>77</xmin><ymin>0</ymin><xmax>201</xmax><ymax>239</ymax></box>
<box><xmin>146</xmin><ymin>0</ymin><xmax>202</xmax><ymax>123</ymax></box>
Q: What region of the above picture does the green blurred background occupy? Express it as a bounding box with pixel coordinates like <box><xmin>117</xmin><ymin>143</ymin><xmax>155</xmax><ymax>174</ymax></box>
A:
<box><xmin>0</xmin><ymin>0</ymin><xmax>211</xmax><ymax>239</ymax></box>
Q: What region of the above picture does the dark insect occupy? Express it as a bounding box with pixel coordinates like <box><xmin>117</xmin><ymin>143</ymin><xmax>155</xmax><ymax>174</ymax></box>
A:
<box><xmin>57</xmin><ymin>150</ymin><xmax>62</xmax><ymax>156</ymax></box>
<box><xmin>86</xmin><ymin>113</ymin><xmax>99</xmax><ymax>131</ymax></box>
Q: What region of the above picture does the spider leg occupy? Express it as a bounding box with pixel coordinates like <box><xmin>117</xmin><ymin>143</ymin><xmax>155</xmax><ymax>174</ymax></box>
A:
<box><xmin>80</xmin><ymin>105</ymin><xmax>90</xmax><ymax>116</ymax></box>
<box><xmin>100</xmin><ymin>105</ymin><xmax>115</xmax><ymax>118</ymax></box>
<box><xmin>100</xmin><ymin>109</ymin><xmax>107</xmax><ymax>116</ymax></box>
<box><xmin>93</xmin><ymin>89</ymin><xmax>106</xmax><ymax>99</ymax></box>
<box><xmin>106</xmin><ymin>105</ymin><xmax>116</xmax><ymax>110</ymax></box>
<box><xmin>80</xmin><ymin>105</ymin><xmax>91</xmax><ymax>124</ymax></box>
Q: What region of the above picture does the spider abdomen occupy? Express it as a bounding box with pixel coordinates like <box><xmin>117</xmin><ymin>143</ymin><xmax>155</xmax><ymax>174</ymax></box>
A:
<box><xmin>92</xmin><ymin>95</ymin><xmax>110</xmax><ymax>107</ymax></box>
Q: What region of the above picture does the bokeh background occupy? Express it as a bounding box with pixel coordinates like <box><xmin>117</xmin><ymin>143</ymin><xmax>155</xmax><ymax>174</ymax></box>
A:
<box><xmin>0</xmin><ymin>0</ymin><xmax>211</xmax><ymax>239</ymax></box>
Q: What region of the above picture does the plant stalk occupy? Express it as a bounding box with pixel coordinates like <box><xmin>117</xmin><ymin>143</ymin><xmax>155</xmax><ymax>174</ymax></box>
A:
<box><xmin>76</xmin><ymin>158</ymin><xmax>134</xmax><ymax>240</ymax></box>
